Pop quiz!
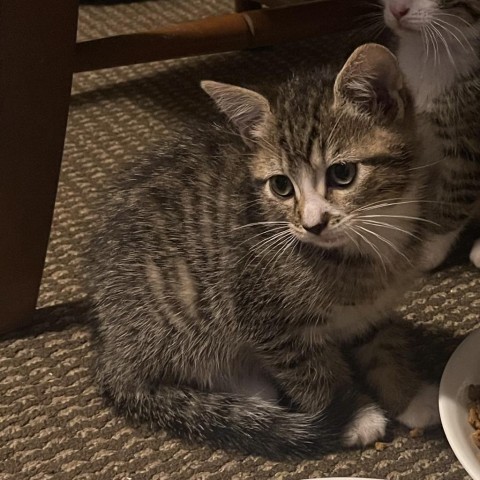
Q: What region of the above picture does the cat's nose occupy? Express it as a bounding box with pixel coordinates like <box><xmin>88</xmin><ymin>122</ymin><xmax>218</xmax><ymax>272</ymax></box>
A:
<box><xmin>303</xmin><ymin>214</ymin><xmax>330</xmax><ymax>235</ymax></box>
<box><xmin>390</xmin><ymin>5</ymin><xmax>410</xmax><ymax>20</ymax></box>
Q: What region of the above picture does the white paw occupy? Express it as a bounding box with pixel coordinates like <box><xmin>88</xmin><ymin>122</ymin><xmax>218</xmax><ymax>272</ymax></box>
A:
<box><xmin>396</xmin><ymin>383</ymin><xmax>440</xmax><ymax>429</ymax></box>
<box><xmin>420</xmin><ymin>248</ymin><xmax>448</xmax><ymax>271</ymax></box>
<box><xmin>420</xmin><ymin>231</ymin><xmax>458</xmax><ymax>271</ymax></box>
<box><xmin>343</xmin><ymin>404</ymin><xmax>387</xmax><ymax>448</ymax></box>
<box><xmin>469</xmin><ymin>238</ymin><xmax>480</xmax><ymax>268</ymax></box>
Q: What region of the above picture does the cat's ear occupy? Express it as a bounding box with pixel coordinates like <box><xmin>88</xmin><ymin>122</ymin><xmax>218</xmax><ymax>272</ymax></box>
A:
<box><xmin>201</xmin><ymin>80</ymin><xmax>271</xmax><ymax>143</ymax></box>
<box><xmin>334</xmin><ymin>43</ymin><xmax>407</xmax><ymax>123</ymax></box>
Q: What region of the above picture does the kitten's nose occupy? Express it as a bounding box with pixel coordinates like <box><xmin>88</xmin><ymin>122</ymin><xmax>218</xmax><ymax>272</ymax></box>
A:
<box><xmin>303</xmin><ymin>214</ymin><xmax>330</xmax><ymax>235</ymax></box>
<box><xmin>390</xmin><ymin>5</ymin><xmax>410</xmax><ymax>20</ymax></box>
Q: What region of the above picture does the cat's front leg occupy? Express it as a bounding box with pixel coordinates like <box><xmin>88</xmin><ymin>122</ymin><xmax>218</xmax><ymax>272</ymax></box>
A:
<box><xmin>469</xmin><ymin>206</ymin><xmax>480</xmax><ymax>268</ymax></box>
<box><xmin>419</xmin><ymin>229</ymin><xmax>461</xmax><ymax>271</ymax></box>
<box><xmin>261</xmin><ymin>337</ymin><xmax>387</xmax><ymax>447</ymax></box>
<box><xmin>470</xmin><ymin>237</ymin><xmax>480</xmax><ymax>268</ymax></box>
<box><xmin>352</xmin><ymin>322</ymin><xmax>440</xmax><ymax>429</ymax></box>
<box><xmin>422</xmin><ymin>226</ymin><xmax>480</xmax><ymax>270</ymax></box>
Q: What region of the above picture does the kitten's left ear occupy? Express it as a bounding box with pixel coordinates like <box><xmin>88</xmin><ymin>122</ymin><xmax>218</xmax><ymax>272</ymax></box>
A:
<box><xmin>201</xmin><ymin>80</ymin><xmax>271</xmax><ymax>144</ymax></box>
<box><xmin>334</xmin><ymin>43</ymin><xmax>408</xmax><ymax>123</ymax></box>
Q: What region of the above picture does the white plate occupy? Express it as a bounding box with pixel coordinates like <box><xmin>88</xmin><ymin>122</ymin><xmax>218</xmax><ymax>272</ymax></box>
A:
<box><xmin>439</xmin><ymin>328</ymin><xmax>480</xmax><ymax>480</ymax></box>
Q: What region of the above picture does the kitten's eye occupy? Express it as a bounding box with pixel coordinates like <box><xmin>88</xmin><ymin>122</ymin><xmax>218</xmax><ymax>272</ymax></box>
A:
<box><xmin>269</xmin><ymin>175</ymin><xmax>295</xmax><ymax>198</ymax></box>
<box><xmin>327</xmin><ymin>163</ymin><xmax>357</xmax><ymax>188</ymax></box>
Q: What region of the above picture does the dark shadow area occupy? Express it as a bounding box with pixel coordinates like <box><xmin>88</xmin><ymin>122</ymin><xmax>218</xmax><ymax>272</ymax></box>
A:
<box><xmin>435</xmin><ymin>221</ymin><xmax>480</xmax><ymax>270</ymax></box>
<box><xmin>70</xmin><ymin>28</ymin><xmax>392</xmax><ymax>124</ymax></box>
<box><xmin>80</xmin><ymin>0</ymin><xmax>148</xmax><ymax>4</ymax></box>
<box><xmin>0</xmin><ymin>298</ymin><xmax>95</xmax><ymax>342</ymax></box>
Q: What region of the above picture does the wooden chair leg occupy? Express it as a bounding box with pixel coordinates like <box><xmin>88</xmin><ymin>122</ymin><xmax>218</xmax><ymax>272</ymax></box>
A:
<box><xmin>0</xmin><ymin>0</ymin><xmax>79</xmax><ymax>335</ymax></box>
<box><xmin>74</xmin><ymin>0</ymin><xmax>373</xmax><ymax>73</ymax></box>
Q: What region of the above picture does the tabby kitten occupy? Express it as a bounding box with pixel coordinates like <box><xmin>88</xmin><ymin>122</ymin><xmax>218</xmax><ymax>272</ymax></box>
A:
<box><xmin>381</xmin><ymin>0</ymin><xmax>480</xmax><ymax>268</ymax></box>
<box><xmin>88</xmin><ymin>44</ymin><xmax>439</xmax><ymax>460</ymax></box>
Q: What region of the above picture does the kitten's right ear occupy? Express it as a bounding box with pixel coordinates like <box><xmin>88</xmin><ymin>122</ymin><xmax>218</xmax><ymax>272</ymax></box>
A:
<box><xmin>334</xmin><ymin>43</ymin><xmax>407</xmax><ymax>123</ymax></box>
<box><xmin>201</xmin><ymin>80</ymin><xmax>271</xmax><ymax>144</ymax></box>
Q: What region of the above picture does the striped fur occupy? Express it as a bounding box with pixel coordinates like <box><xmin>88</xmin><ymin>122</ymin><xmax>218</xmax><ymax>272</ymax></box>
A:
<box><xmin>87</xmin><ymin>45</ymin><xmax>438</xmax><ymax>459</ymax></box>
<box><xmin>382</xmin><ymin>0</ymin><xmax>480</xmax><ymax>267</ymax></box>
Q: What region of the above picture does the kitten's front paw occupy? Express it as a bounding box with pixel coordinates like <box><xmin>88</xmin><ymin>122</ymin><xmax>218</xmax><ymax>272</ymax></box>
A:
<box><xmin>396</xmin><ymin>383</ymin><xmax>440</xmax><ymax>429</ymax></box>
<box><xmin>469</xmin><ymin>238</ymin><xmax>480</xmax><ymax>268</ymax></box>
<box><xmin>343</xmin><ymin>404</ymin><xmax>387</xmax><ymax>448</ymax></box>
<box><xmin>420</xmin><ymin>248</ymin><xmax>448</xmax><ymax>272</ymax></box>
<box><xmin>420</xmin><ymin>230</ymin><xmax>459</xmax><ymax>271</ymax></box>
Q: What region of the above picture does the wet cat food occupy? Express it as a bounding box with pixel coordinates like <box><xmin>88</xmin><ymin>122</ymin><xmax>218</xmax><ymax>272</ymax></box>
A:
<box><xmin>468</xmin><ymin>384</ymin><xmax>480</xmax><ymax>449</ymax></box>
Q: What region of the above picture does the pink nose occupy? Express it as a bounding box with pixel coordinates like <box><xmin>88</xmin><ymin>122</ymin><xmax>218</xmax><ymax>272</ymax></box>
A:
<box><xmin>390</xmin><ymin>5</ymin><xmax>410</xmax><ymax>20</ymax></box>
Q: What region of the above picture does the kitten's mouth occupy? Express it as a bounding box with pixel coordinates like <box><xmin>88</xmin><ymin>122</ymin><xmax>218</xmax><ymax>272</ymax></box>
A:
<box><xmin>314</xmin><ymin>232</ymin><xmax>343</xmax><ymax>244</ymax></box>
<box><xmin>385</xmin><ymin>16</ymin><xmax>421</xmax><ymax>34</ymax></box>
<box><xmin>395</xmin><ymin>24</ymin><xmax>419</xmax><ymax>33</ymax></box>
<box><xmin>291</xmin><ymin>226</ymin><xmax>346</xmax><ymax>249</ymax></box>
<box><xmin>310</xmin><ymin>235</ymin><xmax>347</xmax><ymax>249</ymax></box>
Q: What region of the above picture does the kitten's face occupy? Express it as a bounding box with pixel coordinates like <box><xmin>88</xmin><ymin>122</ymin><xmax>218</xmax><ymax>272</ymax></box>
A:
<box><xmin>382</xmin><ymin>0</ymin><xmax>480</xmax><ymax>37</ymax></box>
<box><xmin>203</xmin><ymin>45</ymin><xmax>423</xmax><ymax>259</ymax></box>
<box><xmin>251</xmin><ymin>96</ymin><xmax>419</xmax><ymax>252</ymax></box>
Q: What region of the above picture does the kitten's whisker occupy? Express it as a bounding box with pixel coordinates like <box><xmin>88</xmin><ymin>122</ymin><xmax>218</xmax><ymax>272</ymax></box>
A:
<box><xmin>363</xmin><ymin>200</ymin><xmax>423</xmax><ymax>210</ymax></box>
<box><xmin>432</xmin><ymin>19</ymin><xmax>473</xmax><ymax>55</ymax></box>
<box><xmin>360</xmin><ymin>214</ymin><xmax>441</xmax><ymax>226</ymax></box>
<box><xmin>232</xmin><ymin>221</ymin><xmax>290</xmax><ymax>231</ymax></box>
<box><xmin>345</xmin><ymin>228</ymin><xmax>362</xmax><ymax>255</ymax></box>
<box><xmin>429</xmin><ymin>21</ymin><xmax>457</xmax><ymax>69</ymax></box>
<box><xmin>350</xmin><ymin>226</ymin><xmax>387</xmax><ymax>273</ymax></box>
<box><xmin>248</xmin><ymin>230</ymin><xmax>291</xmax><ymax>253</ymax></box>
<box><xmin>285</xmin><ymin>237</ymin><xmax>299</xmax><ymax>264</ymax></box>
<box><xmin>236</xmin><ymin>226</ymin><xmax>290</xmax><ymax>248</ymax></box>
<box><xmin>349</xmin><ymin>197</ymin><xmax>409</xmax><ymax>215</ymax></box>
<box><xmin>421</xmin><ymin>26</ymin><xmax>430</xmax><ymax>61</ymax></box>
<box><xmin>421</xmin><ymin>25</ymin><xmax>430</xmax><ymax>61</ymax></box>
<box><xmin>356</xmin><ymin>13</ymin><xmax>383</xmax><ymax>24</ymax></box>
<box><xmin>237</xmin><ymin>199</ymin><xmax>265</xmax><ymax>213</ymax></box>
<box><xmin>425</xmin><ymin>24</ymin><xmax>439</xmax><ymax>67</ymax></box>
<box><xmin>359</xmin><ymin>1</ymin><xmax>384</xmax><ymax>11</ymax></box>
<box><xmin>355</xmin><ymin>9</ymin><xmax>384</xmax><ymax>21</ymax></box>
<box><xmin>365</xmin><ymin>22</ymin><xmax>387</xmax><ymax>41</ymax></box>
<box><xmin>407</xmin><ymin>159</ymin><xmax>444</xmax><ymax>171</ymax></box>
<box><xmin>236</xmin><ymin>229</ymin><xmax>291</xmax><ymax>271</ymax></box>
<box><xmin>424</xmin><ymin>25</ymin><xmax>434</xmax><ymax>66</ymax></box>
<box><xmin>436</xmin><ymin>12</ymin><xmax>473</xmax><ymax>28</ymax></box>
<box><xmin>251</xmin><ymin>231</ymin><xmax>294</xmax><ymax>271</ymax></box>
<box><xmin>351</xmin><ymin>198</ymin><xmax>453</xmax><ymax>215</ymax></box>
<box><xmin>426</xmin><ymin>22</ymin><xmax>441</xmax><ymax>60</ymax></box>
<box><xmin>351</xmin><ymin>198</ymin><xmax>421</xmax><ymax>214</ymax></box>
<box><xmin>355</xmin><ymin>12</ymin><xmax>385</xmax><ymax>35</ymax></box>
<box><xmin>264</xmin><ymin>234</ymin><xmax>297</xmax><ymax>273</ymax></box>
<box><xmin>237</xmin><ymin>198</ymin><xmax>262</xmax><ymax>207</ymax></box>
<box><xmin>357</xmin><ymin>219</ymin><xmax>422</xmax><ymax>241</ymax></box>
<box><xmin>434</xmin><ymin>17</ymin><xmax>475</xmax><ymax>53</ymax></box>
<box><xmin>355</xmin><ymin>225</ymin><xmax>412</xmax><ymax>266</ymax></box>
<box><xmin>430</xmin><ymin>24</ymin><xmax>440</xmax><ymax>67</ymax></box>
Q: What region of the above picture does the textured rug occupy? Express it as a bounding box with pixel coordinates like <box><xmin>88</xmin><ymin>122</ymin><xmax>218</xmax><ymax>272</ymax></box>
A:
<box><xmin>1</xmin><ymin>1</ymin><xmax>479</xmax><ymax>479</ymax></box>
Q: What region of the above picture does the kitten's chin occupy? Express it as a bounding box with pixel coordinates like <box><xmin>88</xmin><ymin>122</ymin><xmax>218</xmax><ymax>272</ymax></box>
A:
<box><xmin>295</xmin><ymin>230</ymin><xmax>347</xmax><ymax>250</ymax></box>
<box><xmin>396</xmin><ymin>25</ymin><xmax>421</xmax><ymax>35</ymax></box>
<box><xmin>384</xmin><ymin>16</ymin><xmax>421</xmax><ymax>36</ymax></box>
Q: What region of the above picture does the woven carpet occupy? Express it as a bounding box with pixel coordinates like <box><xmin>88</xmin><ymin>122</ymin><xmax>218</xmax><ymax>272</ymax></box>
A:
<box><xmin>1</xmin><ymin>1</ymin><xmax>479</xmax><ymax>478</ymax></box>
